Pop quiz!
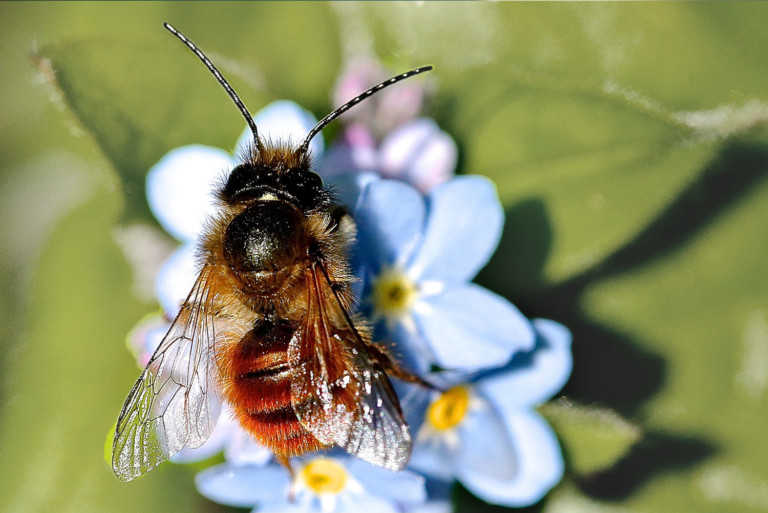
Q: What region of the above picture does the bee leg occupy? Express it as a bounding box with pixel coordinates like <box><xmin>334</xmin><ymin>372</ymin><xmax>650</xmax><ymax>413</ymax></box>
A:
<box><xmin>390</xmin><ymin>365</ymin><xmax>443</xmax><ymax>391</ymax></box>
<box><xmin>277</xmin><ymin>455</ymin><xmax>298</xmax><ymax>501</ymax></box>
<box><xmin>277</xmin><ymin>454</ymin><xmax>294</xmax><ymax>475</ymax></box>
<box><xmin>369</xmin><ymin>343</ymin><xmax>443</xmax><ymax>391</ymax></box>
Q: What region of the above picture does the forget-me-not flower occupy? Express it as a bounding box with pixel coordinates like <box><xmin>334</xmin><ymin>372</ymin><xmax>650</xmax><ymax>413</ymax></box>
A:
<box><xmin>330</xmin><ymin>173</ymin><xmax>535</xmax><ymax>375</ymax></box>
<box><xmin>408</xmin><ymin>319</ymin><xmax>572</xmax><ymax>507</ymax></box>
<box><xmin>195</xmin><ymin>455</ymin><xmax>429</xmax><ymax>513</ymax></box>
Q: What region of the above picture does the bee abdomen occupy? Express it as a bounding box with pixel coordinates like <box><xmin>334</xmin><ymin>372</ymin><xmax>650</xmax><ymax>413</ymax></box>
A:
<box><xmin>230</xmin><ymin>362</ymin><xmax>293</xmax><ymax>413</ymax></box>
<box><xmin>239</xmin><ymin>407</ymin><xmax>304</xmax><ymax>439</ymax></box>
<box><xmin>236</xmin><ymin>406</ymin><xmax>325</xmax><ymax>457</ymax></box>
<box><xmin>241</xmin><ymin>362</ymin><xmax>291</xmax><ymax>380</ymax></box>
<box><xmin>221</xmin><ymin>321</ymin><xmax>325</xmax><ymax>457</ymax></box>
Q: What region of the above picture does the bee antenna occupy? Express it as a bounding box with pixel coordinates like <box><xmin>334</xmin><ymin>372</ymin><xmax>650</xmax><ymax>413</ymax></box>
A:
<box><xmin>299</xmin><ymin>65</ymin><xmax>433</xmax><ymax>155</ymax></box>
<box><xmin>163</xmin><ymin>23</ymin><xmax>263</xmax><ymax>151</ymax></box>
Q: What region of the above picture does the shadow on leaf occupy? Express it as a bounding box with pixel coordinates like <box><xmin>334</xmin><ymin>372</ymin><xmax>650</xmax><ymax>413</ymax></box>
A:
<box><xmin>478</xmin><ymin>198</ymin><xmax>552</xmax><ymax>296</ymax></box>
<box><xmin>582</xmin><ymin>140</ymin><xmax>768</xmax><ymax>281</ymax></box>
<box><xmin>545</xmin><ymin>140</ymin><xmax>768</xmax><ymax>415</ymax></box>
<box><xmin>453</xmin><ymin>481</ymin><xmax>547</xmax><ymax>513</ymax></box>
<box><xmin>474</xmin><ymin>141</ymin><xmax>768</xmax><ymax>505</ymax></box>
<box><xmin>576</xmin><ymin>431</ymin><xmax>717</xmax><ymax>501</ymax></box>
<box><xmin>479</xmin><ymin>200</ymin><xmax>666</xmax><ymax>418</ymax></box>
<box><xmin>559</xmin><ymin>317</ymin><xmax>665</xmax><ymax>419</ymax></box>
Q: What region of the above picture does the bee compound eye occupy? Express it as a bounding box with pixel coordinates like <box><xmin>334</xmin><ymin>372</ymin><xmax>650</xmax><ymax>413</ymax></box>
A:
<box><xmin>224</xmin><ymin>202</ymin><xmax>307</xmax><ymax>273</ymax></box>
<box><xmin>288</xmin><ymin>171</ymin><xmax>324</xmax><ymax>209</ymax></box>
<box><xmin>222</xmin><ymin>164</ymin><xmax>255</xmax><ymax>201</ymax></box>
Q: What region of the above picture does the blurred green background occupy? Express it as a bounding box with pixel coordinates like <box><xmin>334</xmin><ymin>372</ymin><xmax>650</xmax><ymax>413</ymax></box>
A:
<box><xmin>2</xmin><ymin>2</ymin><xmax>767</xmax><ymax>512</ymax></box>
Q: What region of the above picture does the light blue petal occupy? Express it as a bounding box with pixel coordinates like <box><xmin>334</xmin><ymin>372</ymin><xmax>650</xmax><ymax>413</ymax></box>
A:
<box><xmin>407</xmin><ymin>176</ymin><xmax>503</xmax><ymax>283</ymax></box>
<box><xmin>315</xmin><ymin>144</ymin><xmax>359</xmax><ymax>177</ymax></box>
<box><xmin>155</xmin><ymin>244</ymin><xmax>199</xmax><ymax>317</ymax></box>
<box><xmin>250</xmin><ymin>498</ymin><xmax>306</xmax><ymax>513</ymax></box>
<box><xmin>336</xmin><ymin>495</ymin><xmax>399</xmax><ymax>513</ymax></box>
<box><xmin>146</xmin><ymin>145</ymin><xmax>232</xmax><ymax>241</ymax></box>
<box><xmin>235</xmin><ymin>100</ymin><xmax>323</xmax><ymax>158</ymax></box>
<box><xmin>353</xmin><ymin>179</ymin><xmax>426</xmax><ymax>271</ymax></box>
<box><xmin>224</xmin><ymin>428</ymin><xmax>273</xmax><ymax>467</ymax></box>
<box><xmin>414</xmin><ymin>284</ymin><xmax>535</xmax><ymax>370</ymax></box>
<box><xmin>379</xmin><ymin>118</ymin><xmax>457</xmax><ymax>192</ymax></box>
<box><xmin>409</xmin><ymin>432</ymin><xmax>458</xmax><ymax>481</ymax></box>
<box><xmin>324</xmin><ymin>172</ymin><xmax>379</xmax><ymax>213</ymax></box>
<box><xmin>315</xmin><ymin>140</ymin><xmax>376</xmax><ymax>178</ymax></box>
<box><xmin>348</xmin><ymin>460</ymin><xmax>426</xmax><ymax>505</ymax></box>
<box><xmin>143</xmin><ymin>325</ymin><xmax>167</xmax><ymax>357</ymax></box>
<box><xmin>412</xmin><ymin>500</ymin><xmax>454</xmax><ymax>513</ymax></box>
<box><xmin>456</xmin><ymin>397</ymin><xmax>518</xmax><ymax>483</ymax></box>
<box><xmin>195</xmin><ymin>463</ymin><xmax>289</xmax><ymax>508</ymax></box>
<box><xmin>395</xmin><ymin>380</ymin><xmax>430</xmax><ymax>437</ymax></box>
<box><xmin>477</xmin><ymin>318</ymin><xmax>573</xmax><ymax>410</ymax></box>
<box><xmin>387</xmin><ymin>317</ymin><xmax>434</xmax><ymax>376</ymax></box>
<box><xmin>424</xmin><ymin>479</ymin><xmax>456</xmax><ymax>504</ymax></box>
<box><xmin>420</xmin><ymin>478</ymin><xmax>455</xmax><ymax>513</ymax></box>
<box><xmin>459</xmin><ymin>411</ymin><xmax>563</xmax><ymax>507</ymax></box>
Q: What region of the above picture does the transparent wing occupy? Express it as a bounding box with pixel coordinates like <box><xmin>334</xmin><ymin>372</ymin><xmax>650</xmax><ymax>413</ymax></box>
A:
<box><xmin>112</xmin><ymin>265</ymin><xmax>222</xmax><ymax>481</ymax></box>
<box><xmin>288</xmin><ymin>263</ymin><xmax>411</xmax><ymax>471</ymax></box>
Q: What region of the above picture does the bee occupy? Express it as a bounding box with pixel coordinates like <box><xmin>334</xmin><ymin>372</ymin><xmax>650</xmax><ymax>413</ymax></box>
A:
<box><xmin>111</xmin><ymin>23</ymin><xmax>432</xmax><ymax>481</ymax></box>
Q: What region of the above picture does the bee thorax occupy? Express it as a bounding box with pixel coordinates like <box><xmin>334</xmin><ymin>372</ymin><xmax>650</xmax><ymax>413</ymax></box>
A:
<box><xmin>224</xmin><ymin>201</ymin><xmax>310</xmax><ymax>277</ymax></box>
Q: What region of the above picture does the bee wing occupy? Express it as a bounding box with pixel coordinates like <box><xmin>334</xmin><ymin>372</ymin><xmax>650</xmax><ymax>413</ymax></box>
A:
<box><xmin>112</xmin><ymin>265</ymin><xmax>222</xmax><ymax>481</ymax></box>
<box><xmin>288</xmin><ymin>263</ymin><xmax>412</xmax><ymax>471</ymax></box>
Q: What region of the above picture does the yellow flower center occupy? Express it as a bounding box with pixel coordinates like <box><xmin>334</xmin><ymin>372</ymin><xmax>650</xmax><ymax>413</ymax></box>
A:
<box><xmin>427</xmin><ymin>386</ymin><xmax>470</xmax><ymax>431</ymax></box>
<box><xmin>300</xmin><ymin>458</ymin><xmax>348</xmax><ymax>495</ymax></box>
<box><xmin>372</xmin><ymin>268</ymin><xmax>418</xmax><ymax>317</ymax></box>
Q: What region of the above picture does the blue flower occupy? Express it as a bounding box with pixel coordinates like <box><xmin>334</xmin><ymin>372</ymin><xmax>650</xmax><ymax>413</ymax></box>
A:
<box><xmin>195</xmin><ymin>456</ymin><xmax>430</xmax><ymax>513</ymax></box>
<box><xmin>329</xmin><ymin>173</ymin><xmax>535</xmax><ymax>374</ymax></box>
<box><xmin>408</xmin><ymin>319</ymin><xmax>572</xmax><ymax>507</ymax></box>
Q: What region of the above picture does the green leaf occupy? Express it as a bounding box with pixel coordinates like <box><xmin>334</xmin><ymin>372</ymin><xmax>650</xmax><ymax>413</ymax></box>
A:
<box><xmin>356</xmin><ymin>2</ymin><xmax>768</xmax><ymax>292</ymax></box>
<box><xmin>469</xmin><ymin>83</ymin><xmax>717</xmax><ymax>292</ymax></box>
<box><xmin>40</xmin><ymin>37</ymin><xmax>238</xmax><ymax>222</ymax></box>
<box><xmin>364</xmin><ymin>3</ymin><xmax>768</xmax><ymax>109</ymax></box>
<box><xmin>11</xmin><ymin>4</ymin><xmax>768</xmax><ymax>513</ymax></box>
<box><xmin>541</xmin><ymin>402</ymin><xmax>641</xmax><ymax>476</ymax></box>
<box><xmin>543</xmin><ymin>482</ymin><xmax>640</xmax><ymax>513</ymax></box>
<box><xmin>37</xmin><ymin>2</ymin><xmax>340</xmax><ymax>223</ymax></box>
<box><xmin>0</xmin><ymin>182</ymin><xmax>203</xmax><ymax>511</ymax></box>
<box><xmin>580</xmin><ymin>147</ymin><xmax>768</xmax><ymax>511</ymax></box>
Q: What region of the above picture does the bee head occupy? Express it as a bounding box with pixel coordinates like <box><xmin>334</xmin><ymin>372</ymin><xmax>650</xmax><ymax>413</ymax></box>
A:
<box><xmin>163</xmin><ymin>23</ymin><xmax>430</xmax><ymax>213</ymax></box>
<box><xmin>220</xmin><ymin>147</ymin><xmax>326</xmax><ymax>211</ymax></box>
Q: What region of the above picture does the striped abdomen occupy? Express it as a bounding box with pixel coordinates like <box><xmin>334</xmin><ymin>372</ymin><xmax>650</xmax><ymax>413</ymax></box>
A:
<box><xmin>220</xmin><ymin>320</ymin><xmax>325</xmax><ymax>457</ymax></box>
